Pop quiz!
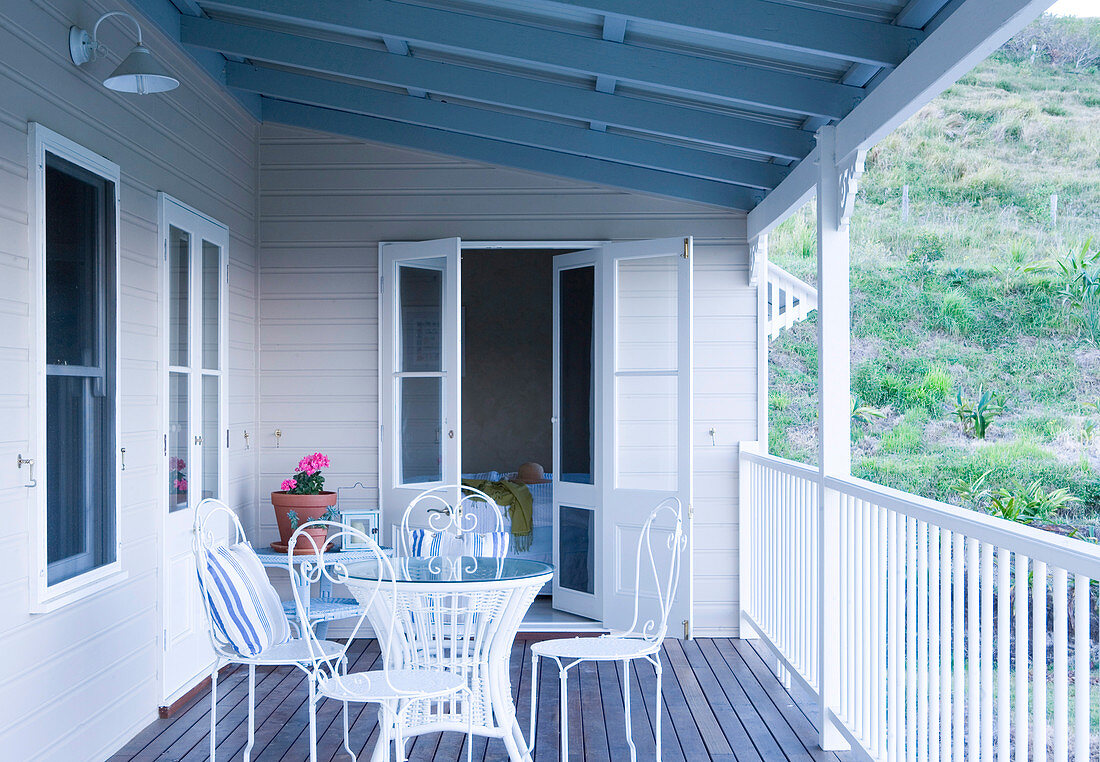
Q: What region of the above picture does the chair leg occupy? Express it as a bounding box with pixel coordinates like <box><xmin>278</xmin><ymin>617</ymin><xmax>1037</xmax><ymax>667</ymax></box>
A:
<box><xmin>559</xmin><ymin>664</ymin><xmax>569</xmax><ymax>762</ymax></box>
<box><xmin>209</xmin><ymin>666</ymin><xmax>218</xmax><ymax>762</ymax></box>
<box><xmin>623</xmin><ymin>660</ymin><xmax>636</xmax><ymax>762</ymax></box>
<box><xmin>308</xmin><ymin>677</ymin><xmax>319</xmax><ymax>762</ymax></box>
<box><xmin>466</xmin><ymin>691</ymin><xmax>474</xmax><ymax>762</ymax></box>
<box><xmin>654</xmin><ymin>655</ymin><xmax>664</xmax><ymax>762</ymax></box>
<box><xmin>243</xmin><ymin>664</ymin><xmax>256</xmax><ymax>762</ymax></box>
<box><xmin>528</xmin><ymin>652</ymin><xmax>538</xmax><ymax>756</ymax></box>
<box><xmin>343</xmin><ymin>700</ymin><xmax>357</xmax><ymax>761</ymax></box>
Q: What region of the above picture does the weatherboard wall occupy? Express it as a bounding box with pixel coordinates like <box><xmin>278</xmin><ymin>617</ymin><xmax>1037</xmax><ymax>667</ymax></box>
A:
<box><xmin>0</xmin><ymin>1</ymin><xmax>260</xmax><ymax>759</ymax></box>
<box><xmin>256</xmin><ymin>122</ymin><xmax>756</xmax><ymax>636</ymax></box>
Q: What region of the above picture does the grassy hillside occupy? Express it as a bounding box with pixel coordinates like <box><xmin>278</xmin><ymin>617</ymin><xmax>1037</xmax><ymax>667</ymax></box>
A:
<box><xmin>768</xmin><ymin>17</ymin><xmax>1100</xmax><ymax>529</ymax></box>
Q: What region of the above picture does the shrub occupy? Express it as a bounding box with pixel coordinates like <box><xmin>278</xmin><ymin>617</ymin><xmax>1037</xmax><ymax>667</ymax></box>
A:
<box><xmin>851</xmin><ymin>395</ymin><xmax>886</xmax><ymax>426</ymax></box>
<box><xmin>910</xmin><ymin>231</ymin><xmax>946</xmax><ymax>265</ymax></box>
<box><xmin>908</xmin><ymin>367</ymin><xmax>953</xmax><ymax>414</ymax></box>
<box><xmin>932</xmin><ymin>290</ymin><xmax>972</xmax><ymax>335</ymax></box>
<box><xmin>954</xmin><ymin>385</ymin><xmax>1004</xmax><ymax>438</ymax></box>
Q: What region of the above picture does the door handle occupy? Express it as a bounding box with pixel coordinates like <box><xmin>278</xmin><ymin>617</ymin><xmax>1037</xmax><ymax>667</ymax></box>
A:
<box><xmin>448</xmin><ymin>430</ymin><xmax>454</xmax><ymax>439</ymax></box>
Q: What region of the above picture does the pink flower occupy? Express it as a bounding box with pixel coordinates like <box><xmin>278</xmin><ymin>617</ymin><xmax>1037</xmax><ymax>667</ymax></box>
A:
<box><xmin>296</xmin><ymin>452</ymin><xmax>330</xmax><ymax>475</ymax></box>
<box><xmin>175</xmin><ymin>478</ymin><xmax>188</xmax><ymax>491</ymax></box>
<box><xmin>169</xmin><ymin>456</ymin><xmax>185</xmax><ymax>471</ymax></box>
<box><xmin>281</xmin><ymin>478</ymin><xmax>297</xmax><ymax>492</ymax></box>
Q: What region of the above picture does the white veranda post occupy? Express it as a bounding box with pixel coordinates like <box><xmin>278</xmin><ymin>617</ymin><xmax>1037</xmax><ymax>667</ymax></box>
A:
<box><xmin>816</xmin><ymin>124</ymin><xmax>864</xmax><ymax>751</ymax></box>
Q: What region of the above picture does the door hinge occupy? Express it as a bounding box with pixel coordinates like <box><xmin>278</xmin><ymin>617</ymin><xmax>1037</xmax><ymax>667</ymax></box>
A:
<box><xmin>379</xmin><ymin>276</ymin><xmax>384</xmax><ymax>295</ymax></box>
<box><xmin>163</xmin><ymin>628</ymin><xmax>168</xmax><ymax>651</ymax></box>
<box><xmin>683</xmin><ymin>619</ymin><xmax>690</xmax><ymax>639</ymax></box>
<box><xmin>379</xmin><ymin>424</ymin><xmax>383</xmax><ymax>443</ymax></box>
<box><xmin>226</xmin><ymin>263</ymin><xmax>229</xmax><ymax>284</ymax></box>
<box><xmin>682</xmin><ymin>238</ymin><xmax>690</xmax><ymax>259</ymax></box>
<box><xmin>163</xmin><ymin>239</ymin><xmax>168</xmax><ymax>262</ymax></box>
<box><xmin>687</xmin><ymin>502</ymin><xmax>694</xmax><ymax>519</ymax></box>
<box><xmin>163</xmin><ymin>434</ymin><xmax>167</xmax><ymax>456</ymax></box>
<box><xmin>226</xmin><ymin>428</ymin><xmax>230</xmax><ymax>448</ymax></box>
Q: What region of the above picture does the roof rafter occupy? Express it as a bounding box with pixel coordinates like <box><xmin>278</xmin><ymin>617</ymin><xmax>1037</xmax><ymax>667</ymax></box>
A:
<box><xmin>181</xmin><ymin>16</ymin><xmax>815</xmax><ymax>160</ymax></box>
<box><xmin>541</xmin><ymin>0</ymin><xmax>924</xmax><ymax>66</ymax></box>
<box><xmin>262</xmin><ymin>99</ymin><xmax>761</xmax><ymax>209</ymax></box>
<box><xmin>227</xmin><ymin>63</ymin><xmax>787</xmax><ymax>190</ymax></box>
<box><xmin>199</xmin><ymin>0</ymin><xmax>863</xmax><ymax>118</ymax></box>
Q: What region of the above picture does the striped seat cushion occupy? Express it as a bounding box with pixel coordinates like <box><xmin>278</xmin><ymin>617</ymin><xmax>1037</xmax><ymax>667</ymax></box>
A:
<box><xmin>200</xmin><ymin>542</ymin><xmax>292</xmax><ymax>657</ymax></box>
<box><xmin>408</xmin><ymin>528</ymin><xmax>462</xmax><ymax>558</ymax></box>
<box><xmin>463</xmin><ymin>530</ymin><xmax>510</xmax><ymax>558</ymax></box>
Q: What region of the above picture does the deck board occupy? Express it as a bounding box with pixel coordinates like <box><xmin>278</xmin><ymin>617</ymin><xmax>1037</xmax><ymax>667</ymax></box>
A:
<box><xmin>114</xmin><ymin>638</ymin><xmax>852</xmax><ymax>762</ymax></box>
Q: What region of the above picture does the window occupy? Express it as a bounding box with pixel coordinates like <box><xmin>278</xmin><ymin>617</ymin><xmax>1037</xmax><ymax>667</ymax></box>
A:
<box><xmin>31</xmin><ymin>124</ymin><xmax>122</xmax><ymax>610</ymax></box>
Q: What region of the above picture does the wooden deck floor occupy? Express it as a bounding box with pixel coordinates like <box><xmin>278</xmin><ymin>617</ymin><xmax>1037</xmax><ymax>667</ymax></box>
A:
<box><xmin>112</xmin><ymin>638</ymin><xmax>854</xmax><ymax>762</ymax></box>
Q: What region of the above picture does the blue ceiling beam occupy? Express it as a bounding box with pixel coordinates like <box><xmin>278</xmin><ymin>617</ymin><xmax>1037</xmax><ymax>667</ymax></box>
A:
<box><xmin>261</xmin><ymin>99</ymin><xmax>761</xmax><ymax>210</ymax></box>
<box><xmin>198</xmin><ymin>0</ymin><xmax>861</xmax><ymax>119</ymax></box>
<box><xmin>181</xmin><ymin>17</ymin><xmax>814</xmax><ymax>160</ymax></box>
<box><xmin>227</xmin><ymin>63</ymin><xmax>787</xmax><ymax>190</ymax></box>
<box><xmin>542</xmin><ymin>0</ymin><xmax>924</xmax><ymax>67</ymax></box>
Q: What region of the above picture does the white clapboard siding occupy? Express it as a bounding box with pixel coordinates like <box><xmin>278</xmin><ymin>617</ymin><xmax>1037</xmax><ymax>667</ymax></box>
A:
<box><xmin>0</xmin><ymin>1</ymin><xmax>258</xmax><ymax>760</ymax></box>
<box><xmin>257</xmin><ymin>123</ymin><xmax>755</xmax><ymax>636</ymax></box>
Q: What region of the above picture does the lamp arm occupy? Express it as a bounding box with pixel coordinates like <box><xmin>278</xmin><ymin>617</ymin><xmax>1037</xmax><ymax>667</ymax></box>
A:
<box><xmin>92</xmin><ymin>10</ymin><xmax>143</xmax><ymax>49</ymax></box>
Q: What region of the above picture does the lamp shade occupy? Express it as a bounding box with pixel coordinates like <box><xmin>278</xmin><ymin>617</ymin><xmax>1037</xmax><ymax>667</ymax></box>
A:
<box><xmin>103</xmin><ymin>44</ymin><xmax>178</xmax><ymax>94</ymax></box>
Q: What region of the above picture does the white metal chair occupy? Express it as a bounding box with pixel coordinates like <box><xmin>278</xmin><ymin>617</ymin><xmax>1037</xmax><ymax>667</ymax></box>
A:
<box><xmin>528</xmin><ymin>497</ymin><xmax>686</xmax><ymax>762</ymax></box>
<box><xmin>289</xmin><ymin>520</ymin><xmax>473</xmax><ymax>762</ymax></box>
<box><xmin>193</xmin><ymin>498</ymin><xmax>346</xmax><ymax>762</ymax></box>
<box><xmin>397</xmin><ymin>485</ymin><xmax>510</xmax><ymax>559</ymax></box>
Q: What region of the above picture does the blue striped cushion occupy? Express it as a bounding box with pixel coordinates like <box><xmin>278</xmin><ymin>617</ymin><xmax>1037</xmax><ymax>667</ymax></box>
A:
<box><xmin>200</xmin><ymin>542</ymin><xmax>292</xmax><ymax>657</ymax></box>
<box><xmin>408</xmin><ymin>529</ymin><xmax>461</xmax><ymax>558</ymax></box>
<box><xmin>464</xmin><ymin>531</ymin><xmax>510</xmax><ymax>558</ymax></box>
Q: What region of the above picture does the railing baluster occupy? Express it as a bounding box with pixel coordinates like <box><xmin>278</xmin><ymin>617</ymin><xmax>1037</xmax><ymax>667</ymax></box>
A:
<box><xmin>940</xmin><ymin>529</ymin><xmax>952</xmax><ymax>762</ymax></box>
<box><xmin>1015</xmin><ymin>554</ymin><xmax>1029</xmax><ymax>762</ymax></box>
<box><xmin>876</xmin><ymin>502</ymin><xmax>887</xmax><ymax>760</ymax></box>
<box><xmin>929</xmin><ymin>525</ymin><xmax>940</xmax><ymax>762</ymax></box>
<box><xmin>980</xmin><ymin>543</ymin><xmax>993</xmax><ymax>762</ymax></box>
<box><xmin>890</xmin><ymin>508</ymin><xmax>903</xmax><ymax>762</ymax></box>
<box><xmin>996</xmin><ymin>547</ymin><xmax>1010</xmax><ymax>762</ymax></box>
<box><xmin>1033</xmin><ymin>561</ymin><xmax>1047</xmax><ymax>762</ymax></box>
<box><xmin>1052</xmin><ymin>568</ymin><xmax>1068</xmax><ymax>762</ymax></box>
<box><xmin>966</xmin><ymin>538</ymin><xmax>979</xmax><ymax>762</ymax></box>
<box><xmin>918</xmin><ymin>520</ymin><xmax>929</xmax><ymax>762</ymax></box>
<box><xmin>1072</xmin><ymin>574</ymin><xmax>1088</xmax><ymax>762</ymax></box>
<box><xmin>953</xmin><ymin>532</ymin><xmax>964</xmax><ymax>762</ymax></box>
<box><xmin>907</xmin><ymin>516</ymin><xmax>918</xmax><ymax>762</ymax></box>
<box><xmin>862</xmin><ymin>499</ymin><xmax>872</xmax><ymax>747</ymax></box>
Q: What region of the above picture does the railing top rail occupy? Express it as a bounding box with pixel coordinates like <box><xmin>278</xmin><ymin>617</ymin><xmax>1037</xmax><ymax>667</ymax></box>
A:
<box><xmin>825</xmin><ymin>473</ymin><xmax>1100</xmax><ymax>579</ymax></box>
<box><xmin>767</xmin><ymin>262</ymin><xmax>819</xmax><ymax>300</ymax></box>
<box><xmin>741</xmin><ymin>448</ymin><xmax>820</xmax><ymax>480</ymax></box>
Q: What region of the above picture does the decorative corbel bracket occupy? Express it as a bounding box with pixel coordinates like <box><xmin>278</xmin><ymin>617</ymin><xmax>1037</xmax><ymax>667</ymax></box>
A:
<box><xmin>837</xmin><ymin>149</ymin><xmax>867</xmax><ymax>229</ymax></box>
<box><xmin>748</xmin><ymin>234</ymin><xmax>767</xmax><ymax>286</ymax></box>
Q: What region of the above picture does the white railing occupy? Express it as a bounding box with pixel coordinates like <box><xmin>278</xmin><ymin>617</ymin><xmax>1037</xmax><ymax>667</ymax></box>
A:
<box><xmin>767</xmin><ymin>262</ymin><xmax>817</xmax><ymax>341</ymax></box>
<box><xmin>740</xmin><ymin>444</ymin><xmax>1100</xmax><ymax>762</ymax></box>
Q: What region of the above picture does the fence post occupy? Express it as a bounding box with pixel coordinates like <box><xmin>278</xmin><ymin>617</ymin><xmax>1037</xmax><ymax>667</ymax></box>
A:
<box><xmin>1050</xmin><ymin>193</ymin><xmax>1058</xmax><ymax>227</ymax></box>
<box><xmin>902</xmin><ymin>184</ymin><xmax>910</xmax><ymax>223</ymax></box>
<box><xmin>739</xmin><ymin>441</ymin><xmax>758</xmax><ymax>639</ymax></box>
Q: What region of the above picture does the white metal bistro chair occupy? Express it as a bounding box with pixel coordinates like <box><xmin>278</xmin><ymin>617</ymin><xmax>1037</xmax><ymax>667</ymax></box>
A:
<box><xmin>397</xmin><ymin>485</ymin><xmax>510</xmax><ymax>559</ymax></box>
<box><xmin>193</xmin><ymin>498</ymin><xmax>346</xmax><ymax>762</ymax></box>
<box><xmin>289</xmin><ymin>520</ymin><xmax>473</xmax><ymax>762</ymax></box>
<box><xmin>528</xmin><ymin>497</ymin><xmax>686</xmax><ymax>762</ymax></box>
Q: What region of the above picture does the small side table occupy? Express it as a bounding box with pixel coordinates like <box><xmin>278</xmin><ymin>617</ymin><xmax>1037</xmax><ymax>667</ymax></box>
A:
<box><xmin>254</xmin><ymin>544</ymin><xmax>392</xmax><ymax>639</ymax></box>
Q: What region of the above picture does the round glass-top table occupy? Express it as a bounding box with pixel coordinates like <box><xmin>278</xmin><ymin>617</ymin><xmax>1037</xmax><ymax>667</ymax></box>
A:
<box><xmin>344</xmin><ymin>556</ymin><xmax>552</xmax><ymax>762</ymax></box>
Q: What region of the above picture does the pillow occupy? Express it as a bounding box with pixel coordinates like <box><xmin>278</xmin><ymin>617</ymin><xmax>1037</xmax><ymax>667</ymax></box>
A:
<box><xmin>464</xmin><ymin>530</ymin><xmax>510</xmax><ymax>559</ymax></box>
<box><xmin>407</xmin><ymin>528</ymin><xmax>462</xmax><ymax>558</ymax></box>
<box><xmin>200</xmin><ymin>542</ymin><xmax>293</xmax><ymax>657</ymax></box>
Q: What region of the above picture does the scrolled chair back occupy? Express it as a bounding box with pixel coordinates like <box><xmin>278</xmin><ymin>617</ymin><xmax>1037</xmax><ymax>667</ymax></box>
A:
<box><xmin>621</xmin><ymin>497</ymin><xmax>687</xmax><ymax>644</ymax></box>
<box><xmin>289</xmin><ymin>520</ymin><xmax>428</xmax><ymax>697</ymax></box>
<box><xmin>399</xmin><ymin>484</ymin><xmax>509</xmax><ymax>559</ymax></box>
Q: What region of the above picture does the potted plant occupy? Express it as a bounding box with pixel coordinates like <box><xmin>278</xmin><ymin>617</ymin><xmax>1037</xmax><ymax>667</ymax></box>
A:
<box><xmin>170</xmin><ymin>456</ymin><xmax>187</xmax><ymax>506</ymax></box>
<box><xmin>271</xmin><ymin>452</ymin><xmax>339</xmax><ymax>551</ymax></box>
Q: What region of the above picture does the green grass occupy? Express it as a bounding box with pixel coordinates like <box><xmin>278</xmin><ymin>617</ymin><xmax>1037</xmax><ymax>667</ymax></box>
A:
<box><xmin>767</xmin><ymin>34</ymin><xmax>1100</xmax><ymax>524</ymax></box>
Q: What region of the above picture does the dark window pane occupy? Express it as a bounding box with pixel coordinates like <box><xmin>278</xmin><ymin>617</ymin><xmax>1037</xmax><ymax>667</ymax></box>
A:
<box><xmin>399</xmin><ymin>264</ymin><xmax>443</xmax><ymax>372</ymax></box>
<box><xmin>169</xmin><ymin>226</ymin><xmax>189</xmax><ymax>367</ymax></box>
<box><xmin>558</xmin><ymin>505</ymin><xmax>594</xmax><ymax>594</ymax></box>
<box><xmin>202</xmin><ymin>240</ymin><xmax>220</xmax><ymax>370</ymax></box>
<box><xmin>46</xmin><ymin>375</ymin><xmax>115</xmax><ymax>584</ymax></box>
<box><xmin>44</xmin><ymin>151</ymin><xmax>116</xmax><ymax>586</ymax></box>
<box><xmin>169</xmin><ymin>371</ymin><xmax>189</xmax><ymax>511</ymax></box>
<box><xmin>559</xmin><ymin>266</ymin><xmax>594</xmax><ymax>484</ymax></box>
<box><xmin>401</xmin><ymin>376</ymin><xmax>442</xmax><ymax>483</ymax></box>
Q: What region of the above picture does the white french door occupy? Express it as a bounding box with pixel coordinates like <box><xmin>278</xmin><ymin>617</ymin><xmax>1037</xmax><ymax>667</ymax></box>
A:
<box><xmin>379</xmin><ymin>239</ymin><xmax>462</xmax><ymax>536</ymax></box>
<box><xmin>159</xmin><ymin>194</ymin><xmax>228</xmax><ymax>703</ymax></box>
<box><xmin>552</xmin><ymin>250</ymin><xmax>602</xmax><ymax>619</ymax></box>
<box><xmin>551</xmin><ymin>239</ymin><xmax>693</xmax><ymax>632</ymax></box>
<box><xmin>600</xmin><ymin>237</ymin><xmax>693</xmax><ymax>634</ymax></box>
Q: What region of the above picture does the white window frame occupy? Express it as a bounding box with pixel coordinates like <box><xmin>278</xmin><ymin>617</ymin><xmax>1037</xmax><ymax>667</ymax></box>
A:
<box><xmin>29</xmin><ymin>123</ymin><xmax>125</xmax><ymax>612</ymax></box>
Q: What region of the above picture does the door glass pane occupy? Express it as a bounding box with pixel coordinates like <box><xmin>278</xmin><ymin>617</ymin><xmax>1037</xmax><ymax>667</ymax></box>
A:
<box><xmin>558</xmin><ymin>505</ymin><xmax>594</xmax><ymax>594</ymax></box>
<box><xmin>399</xmin><ymin>263</ymin><xmax>443</xmax><ymax>372</ymax></box>
<box><xmin>169</xmin><ymin>225</ymin><xmax>189</xmax><ymax>367</ymax></box>
<box><xmin>169</xmin><ymin>371</ymin><xmax>189</xmax><ymax>511</ymax></box>
<box><xmin>617</xmin><ymin>256</ymin><xmax>677</xmax><ymax>372</ymax></box>
<box><xmin>202</xmin><ymin>375</ymin><xmax>219</xmax><ymax>501</ymax></box>
<box><xmin>616</xmin><ymin>374</ymin><xmax>677</xmax><ymax>491</ymax></box>
<box><xmin>46</xmin><ymin>375</ymin><xmax>115</xmax><ymax>584</ymax></box>
<box><xmin>202</xmin><ymin>240</ymin><xmax>220</xmax><ymax>371</ymax></box>
<box><xmin>559</xmin><ymin>266</ymin><xmax>594</xmax><ymax>484</ymax></box>
<box><xmin>400</xmin><ymin>376</ymin><xmax>442</xmax><ymax>483</ymax></box>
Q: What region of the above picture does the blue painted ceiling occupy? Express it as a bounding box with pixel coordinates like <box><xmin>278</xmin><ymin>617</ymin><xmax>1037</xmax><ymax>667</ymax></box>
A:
<box><xmin>149</xmin><ymin>0</ymin><xmax>954</xmax><ymax>209</ymax></box>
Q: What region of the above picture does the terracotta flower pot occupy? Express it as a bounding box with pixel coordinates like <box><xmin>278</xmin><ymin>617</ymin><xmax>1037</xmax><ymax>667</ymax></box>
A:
<box><xmin>271</xmin><ymin>490</ymin><xmax>338</xmax><ymax>547</ymax></box>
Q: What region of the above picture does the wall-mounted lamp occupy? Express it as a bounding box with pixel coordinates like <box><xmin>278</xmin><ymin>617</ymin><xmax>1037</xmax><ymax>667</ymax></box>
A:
<box><xmin>69</xmin><ymin>11</ymin><xmax>179</xmax><ymax>94</ymax></box>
